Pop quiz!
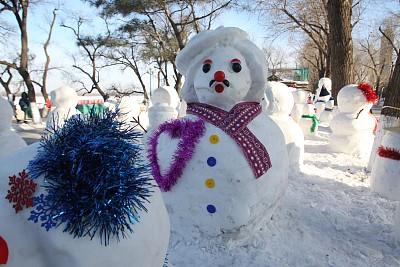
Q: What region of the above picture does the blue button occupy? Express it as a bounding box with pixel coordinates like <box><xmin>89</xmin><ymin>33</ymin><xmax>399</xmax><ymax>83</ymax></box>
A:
<box><xmin>207</xmin><ymin>204</ymin><xmax>216</xmax><ymax>213</ymax></box>
<box><xmin>207</xmin><ymin>157</ymin><xmax>216</xmax><ymax>167</ymax></box>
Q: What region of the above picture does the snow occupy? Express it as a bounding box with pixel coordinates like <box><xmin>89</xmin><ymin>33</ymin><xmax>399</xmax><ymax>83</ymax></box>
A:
<box><xmin>167</xmin><ymin>126</ymin><xmax>400</xmax><ymax>267</ymax></box>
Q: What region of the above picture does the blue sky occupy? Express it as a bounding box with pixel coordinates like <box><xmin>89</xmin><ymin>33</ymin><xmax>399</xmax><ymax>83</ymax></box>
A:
<box><xmin>1</xmin><ymin>0</ymin><xmax>399</xmax><ymax>95</ymax></box>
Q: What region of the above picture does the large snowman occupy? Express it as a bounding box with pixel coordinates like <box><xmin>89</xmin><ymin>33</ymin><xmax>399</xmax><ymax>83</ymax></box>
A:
<box><xmin>265</xmin><ymin>81</ymin><xmax>304</xmax><ymax>172</ymax></box>
<box><xmin>46</xmin><ymin>86</ymin><xmax>81</xmax><ymax>130</ymax></box>
<box><xmin>329</xmin><ymin>83</ymin><xmax>378</xmax><ymax>160</ymax></box>
<box><xmin>0</xmin><ymin>97</ymin><xmax>26</xmax><ymax>158</ymax></box>
<box><xmin>148</xmin><ymin>27</ymin><xmax>288</xmax><ymax>237</ymax></box>
<box><xmin>0</xmin><ymin>113</ymin><xmax>170</xmax><ymax>266</ymax></box>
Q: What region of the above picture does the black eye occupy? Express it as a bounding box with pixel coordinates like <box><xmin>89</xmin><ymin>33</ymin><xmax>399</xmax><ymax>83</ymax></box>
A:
<box><xmin>202</xmin><ymin>63</ymin><xmax>211</xmax><ymax>73</ymax></box>
<box><xmin>232</xmin><ymin>62</ymin><xmax>241</xmax><ymax>73</ymax></box>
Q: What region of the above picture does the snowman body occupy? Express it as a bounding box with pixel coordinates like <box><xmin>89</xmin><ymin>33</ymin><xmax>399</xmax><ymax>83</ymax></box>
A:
<box><xmin>0</xmin><ymin>144</ymin><xmax>170</xmax><ymax>267</ymax></box>
<box><xmin>291</xmin><ymin>90</ymin><xmax>308</xmax><ymax>123</ymax></box>
<box><xmin>329</xmin><ymin>84</ymin><xmax>377</xmax><ymax>160</ymax></box>
<box><xmin>157</xmin><ymin>113</ymin><xmax>287</xmax><ymax>235</ymax></box>
<box><xmin>319</xmin><ymin>99</ymin><xmax>335</xmax><ymax>126</ymax></box>
<box><xmin>395</xmin><ymin>205</ymin><xmax>400</xmax><ymax>243</ymax></box>
<box><xmin>46</xmin><ymin>86</ymin><xmax>80</xmax><ymax>130</ymax></box>
<box><xmin>150</xmin><ymin>27</ymin><xmax>288</xmax><ymax>237</ymax></box>
<box><xmin>299</xmin><ymin>103</ymin><xmax>319</xmax><ymax>137</ymax></box>
<box><xmin>265</xmin><ymin>82</ymin><xmax>304</xmax><ymax>172</ymax></box>
<box><xmin>0</xmin><ymin>97</ymin><xmax>26</xmax><ymax>158</ymax></box>
<box><xmin>370</xmin><ymin>127</ymin><xmax>400</xmax><ymax>200</ymax></box>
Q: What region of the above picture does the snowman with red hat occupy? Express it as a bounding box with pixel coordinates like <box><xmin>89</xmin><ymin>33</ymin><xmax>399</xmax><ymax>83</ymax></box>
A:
<box><xmin>148</xmin><ymin>26</ymin><xmax>288</xmax><ymax>245</ymax></box>
<box><xmin>329</xmin><ymin>83</ymin><xmax>378</xmax><ymax>161</ymax></box>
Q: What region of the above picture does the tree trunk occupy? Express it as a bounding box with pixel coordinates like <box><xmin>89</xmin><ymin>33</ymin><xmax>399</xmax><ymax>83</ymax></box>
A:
<box><xmin>0</xmin><ymin>80</ymin><xmax>11</xmax><ymax>95</ymax></box>
<box><xmin>327</xmin><ymin>0</ymin><xmax>354</xmax><ymax>102</ymax></box>
<box><xmin>382</xmin><ymin>54</ymin><xmax>400</xmax><ymax>118</ymax></box>
<box><xmin>20</xmin><ymin>1</ymin><xmax>36</xmax><ymax>104</ymax></box>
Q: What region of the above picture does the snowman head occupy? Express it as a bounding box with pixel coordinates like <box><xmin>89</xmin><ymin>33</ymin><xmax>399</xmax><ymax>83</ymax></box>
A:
<box><xmin>316</xmin><ymin>77</ymin><xmax>332</xmax><ymax>102</ymax></box>
<box><xmin>337</xmin><ymin>83</ymin><xmax>378</xmax><ymax>114</ymax></box>
<box><xmin>264</xmin><ymin>81</ymin><xmax>294</xmax><ymax>116</ymax></box>
<box><xmin>0</xmin><ymin>97</ymin><xmax>13</xmax><ymax>131</ymax></box>
<box><xmin>50</xmin><ymin>86</ymin><xmax>78</xmax><ymax>110</ymax></box>
<box><xmin>292</xmin><ymin>90</ymin><xmax>309</xmax><ymax>104</ymax></box>
<box><xmin>176</xmin><ymin>27</ymin><xmax>268</xmax><ymax>110</ymax></box>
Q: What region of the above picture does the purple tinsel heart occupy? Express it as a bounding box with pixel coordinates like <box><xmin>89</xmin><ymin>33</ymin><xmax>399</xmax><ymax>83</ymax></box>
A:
<box><xmin>148</xmin><ymin>119</ymin><xmax>206</xmax><ymax>192</ymax></box>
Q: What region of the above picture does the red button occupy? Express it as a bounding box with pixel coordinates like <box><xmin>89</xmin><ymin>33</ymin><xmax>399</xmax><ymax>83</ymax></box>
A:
<box><xmin>214</xmin><ymin>71</ymin><xmax>225</xmax><ymax>82</ymax></box>
<box><xmin>0</xmin><ymin>236</ymin><xmax>9</xmax><ymax>264</ymax></box>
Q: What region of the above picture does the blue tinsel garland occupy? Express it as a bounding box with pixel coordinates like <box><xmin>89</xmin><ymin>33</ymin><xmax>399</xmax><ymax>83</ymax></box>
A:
<box><xmin>27</xmin><ymin>109</ymin><xmax>153</xmax><ymax>245</ymax></box>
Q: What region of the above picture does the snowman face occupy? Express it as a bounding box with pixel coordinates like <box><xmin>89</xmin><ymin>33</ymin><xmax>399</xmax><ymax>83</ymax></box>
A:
<box><xmin>193</xmin><ymin>47</ymin><xmax>251</xmax><ymax>110</ymax></box>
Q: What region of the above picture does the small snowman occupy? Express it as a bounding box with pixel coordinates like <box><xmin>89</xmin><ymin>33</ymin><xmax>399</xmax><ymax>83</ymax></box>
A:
<box><xmin>0</xmin><ymin>111</ymin><xmax>170</xmax><ymax>267</ymax></box>
<box><xmin>0</xmin><ymin>97</ymin><xmax>27</xmax><ymax>158</ymax></box>
<box><xmin>298</xmin><ymin>100</ymin><xmax>319</xmax><ymax>137</ymax></box>
<box><xmin>46</xmin><ymin>86</ymin><xmax>80</xmax><ymax>130</ymax></box>
<box><xmin>148</xmin><ymin>86</ymin><xmax>180</xmax><ymax>130</ymax></box>
<box><xmin>315</xmin><ymin>77</ymin><xmax>335</xmax><ymax>125</ymax></box>
<box><xmin>291</xmin><ymin>89</ymin><xmax>309</xmax><ymax>122</ymax></box>
<box><xmin>265</xmin><ymin>81</ymin><xmax>304</xmax><ymax>172</ymax></box>
<box><xmin>329</xmin><ymin>83</ymin><xmax>378</xmax><ymax>160</ymax></box>
<box><xmin>148</xmin><ymin>27</ymin><xmax>288</xmax><ymax>239</ymax></box>
<box><xmin>118</xmin><ymin>96</ymin><xmax>149</xmax><ymax>131</ymax></box>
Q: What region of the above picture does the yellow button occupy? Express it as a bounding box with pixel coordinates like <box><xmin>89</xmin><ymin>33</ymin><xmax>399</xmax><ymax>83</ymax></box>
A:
<box><xmin>209</xmin><ymin>134</ymin><xmax>219</xmax><ymax>144</ymax></box>
<box><xmin>205</xmin><ymin>178</ymin><xmax>215</xmax><ymax>188</ymax></box>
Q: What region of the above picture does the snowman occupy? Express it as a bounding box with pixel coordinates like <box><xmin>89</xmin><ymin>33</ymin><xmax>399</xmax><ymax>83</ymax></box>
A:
<box><xmin>291</xmin><ymin>89</ymin><xmax>309</xmax><ymax>123</ymax></box>
<box><xmin>329</xmin><ymin>83</ymin><xmax>378</xmax><ymax>160</ymax></box>
<box><xmin>148</xmin><ymin>27</ymin><xmax>288</xmax><ymax>238</ymax></box>
<box><xmin>298</xmin><ymin>96</ymin><xmax>319</xmax><ymax>137</ymax></box>
<box><xmin>265</xmin><ymin>81</ymin><xmax>304</xmax><ymax>172</ymax></box>
<box><xmin>46</xmin><ymin>86</ymin><xmax>80</xmax><ymax>130</ymax></box>
<box><xmin>315</xmin><ymin>77</ymin><xmax>335</xmax><ymax>125</ymax></box>
<box><xmin>148</xmin><ymin>86</ymin><xmax>180</xmax><ymax>130</ymax></box>
<box><xmin>0</xmin><ymin>113</ymin><xmax>170</xmax><ymax>266</ymax></box>
<box><xmin>118</xmin><ymin>96</ymin><xmax>149</xmax><ymax>131</ymax></box>
<box><xmin>0</xmin><ymin>97</ymin><xmax>26</xmax><ymax>158</ymax></box>
<box><xmin>370</xmin><ymin>127</ymin><xmax>400</xmax><ymax>200</ymax></box>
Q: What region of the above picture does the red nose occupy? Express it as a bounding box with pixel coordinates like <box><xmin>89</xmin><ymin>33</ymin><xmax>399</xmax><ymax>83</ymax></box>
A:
<box><xmin>214</xmin><ymin>71</ymin><xmax>225</xmax><ymax>82</ymax></box>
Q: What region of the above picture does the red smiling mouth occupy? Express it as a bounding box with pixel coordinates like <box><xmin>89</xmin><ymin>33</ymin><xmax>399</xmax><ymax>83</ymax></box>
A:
<box><xmin>209</xmin><ymin>79</ymin><xmax>230</xmax><ymax>93</ymax></box>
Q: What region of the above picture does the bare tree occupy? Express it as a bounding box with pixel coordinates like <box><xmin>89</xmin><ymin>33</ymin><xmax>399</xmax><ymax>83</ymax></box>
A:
<box><xmin>263</xmin><ymin>45</ymin><xmax>288</xmax><ymax>72</ymax></box>
<box><xmin>255</xmin><ymin>0</ymin><xmax>331</xmax><ymax>78</ymax></box>
<box><xmin>88</xmin><ymin>0</ymin><xmax>233</xmax><ymax>91</ymax></box>
<box><xmin>31</xmin><ymin>8</ymin><xmax>57</xmax><ymax>101</ymax></box>
<box><xmin>102</xmin><ymin>44</ymin><xmax>150</xmax><ymax>100</ymax></box>
<box><xmin>0</xmin><ymin>0</ymin><xmax>41</xmax><ymax>122</ymax></box>
<box><xmin>61</xmin><ymin>18</ymin><xmax>114</xmax><ymax>100</ymax></box>
<box><xmin>0</xmin><ymin>66</ymin><xmax>13</xmax><ymax>95</ymax></box>
<box><xmin>357</xmin><ymin>34</ymin><xmax>386</xmax><ymax>93</ymax></box>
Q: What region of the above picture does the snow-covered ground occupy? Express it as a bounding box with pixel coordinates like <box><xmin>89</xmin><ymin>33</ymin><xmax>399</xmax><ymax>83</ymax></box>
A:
<box><xmin>168</xmin><ymin>126</ymin><xmax>400</xmax><ymax>267</ymax></box>
<box><xmin>12</xmin><ymin>122</ymin><xmax>400</xmax><ymax>266</ymax></box>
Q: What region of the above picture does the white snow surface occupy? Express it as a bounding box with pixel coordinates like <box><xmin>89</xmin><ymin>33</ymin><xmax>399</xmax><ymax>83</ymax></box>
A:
<box><xmin>167</xmin><ymin>126</ymin><xmax>400</xmax><ymax>267</ymax></box>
